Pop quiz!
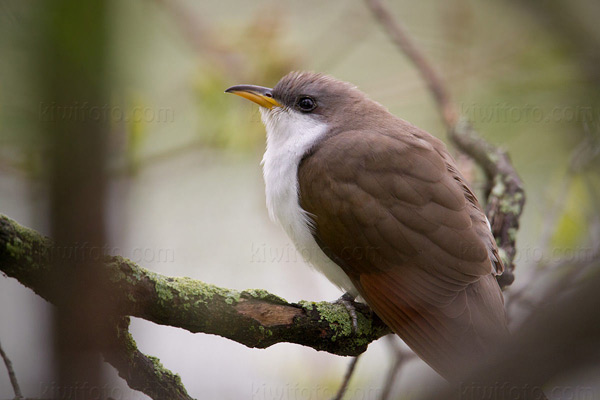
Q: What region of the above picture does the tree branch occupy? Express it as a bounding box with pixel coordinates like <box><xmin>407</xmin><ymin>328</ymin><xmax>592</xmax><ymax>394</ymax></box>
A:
<box><xmin>104</xmin><ymin>317</ymin><xmax>193</xmax><ymax>400</ymax></box>
<box><xmin>364</xmin><ymin>0</ymin><xmax>525</xmax><ymax>287</ymax></box>
<box><xmin>379</xmin><ymin>336</ymin><xmax>415</xmax><ymax>400</ymax></box>
<box><xmin>332</xmin><ymin>355</ymin><xmax>361</xmax><ymax>400</ymax></box>
<box><xmin>364</xmin><ymin>0</ymin><xmax>457</xmax><ymax>126</ymax></box>
<box><xmin>0</xmin><ymin>215</ymin><xmax>390</xmax><ymax>360</ymax></box>
<box><xmin>0</xmin><ymin>339</ymin><xmax>23</xmax><ymax>400</ymax></box>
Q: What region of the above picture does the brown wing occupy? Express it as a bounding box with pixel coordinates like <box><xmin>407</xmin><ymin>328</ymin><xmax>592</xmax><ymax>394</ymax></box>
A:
<box><xmin>298</xmin><ymin>124</ymin><xmax>508</xmax><ymax>381</ymax></box>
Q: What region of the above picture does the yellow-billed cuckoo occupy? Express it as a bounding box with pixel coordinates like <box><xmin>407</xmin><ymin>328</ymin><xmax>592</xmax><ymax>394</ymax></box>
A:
<box><xmin>225</xmin><ymin>72</ymin><xmax>508</xmax><ymax>381</ymax></box>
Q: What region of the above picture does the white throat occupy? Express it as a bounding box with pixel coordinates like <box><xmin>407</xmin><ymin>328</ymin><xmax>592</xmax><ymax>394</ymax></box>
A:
<box><xmin>260</xmin><ymin>107</ymin><xmax>357</xmax><ymax>295</ymax></box>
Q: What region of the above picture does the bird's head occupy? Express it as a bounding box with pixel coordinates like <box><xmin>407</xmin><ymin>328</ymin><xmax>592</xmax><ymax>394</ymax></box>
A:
<box><xmin>225</xmin><ymin>71</ymin><xmax>383</xmax><ymax>135</ymax></box>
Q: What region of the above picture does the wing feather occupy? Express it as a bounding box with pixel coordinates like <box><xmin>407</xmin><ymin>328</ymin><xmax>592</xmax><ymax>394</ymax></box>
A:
<box><xmin>298</xmin><ymin>126</ymin><xmax>508</xmax><ymax>380</ymax></box>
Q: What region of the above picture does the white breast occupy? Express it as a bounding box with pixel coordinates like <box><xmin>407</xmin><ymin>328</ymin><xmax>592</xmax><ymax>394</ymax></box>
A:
<box><xmin>260</xmin><ymin>108</ymin><xmax>357</xmax><ymax>296</ymax></box>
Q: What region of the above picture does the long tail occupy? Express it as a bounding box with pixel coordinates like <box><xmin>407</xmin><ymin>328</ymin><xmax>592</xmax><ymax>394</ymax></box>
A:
<box><xmin>356</xmin><ymin>272</ymin><xmax>548</xmax><ymax>399</ymax></box>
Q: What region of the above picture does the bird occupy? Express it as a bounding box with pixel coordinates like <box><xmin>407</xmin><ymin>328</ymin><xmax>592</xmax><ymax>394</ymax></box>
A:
<box><xmin>225</xmin><ymin>71</ymin><xmax>509</xmax><ymax>381</ymax></box>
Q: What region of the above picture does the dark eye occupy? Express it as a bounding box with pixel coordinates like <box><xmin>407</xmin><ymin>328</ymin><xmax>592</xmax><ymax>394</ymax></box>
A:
<box><xmin>296</xmin><ymin>96</ymin><xmax>317</xmax><ymax>112</ymax></box>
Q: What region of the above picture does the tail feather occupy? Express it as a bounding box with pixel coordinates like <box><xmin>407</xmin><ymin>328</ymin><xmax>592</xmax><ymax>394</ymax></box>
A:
<box><xmin>357</xmin><ymin>268</ymin><xmax>508</xmax><ymax>382</ymax></box>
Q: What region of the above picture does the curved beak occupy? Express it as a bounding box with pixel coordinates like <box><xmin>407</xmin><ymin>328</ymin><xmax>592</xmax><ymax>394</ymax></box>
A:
<box><xmin>225</xmin><ymin>85</ymin><xmax>282</xmax><ymax>109</ymax></box>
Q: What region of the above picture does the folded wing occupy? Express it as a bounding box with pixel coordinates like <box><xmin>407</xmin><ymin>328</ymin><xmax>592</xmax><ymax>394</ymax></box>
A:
<box><xmin>298</xmin><ymin>124</ymin><xmax>508</xmax><ymax>380</ymax></box>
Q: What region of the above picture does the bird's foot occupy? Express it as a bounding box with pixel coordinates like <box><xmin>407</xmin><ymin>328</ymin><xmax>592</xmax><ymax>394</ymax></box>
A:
<box><xmin>333</xmin><ymin>292</ymin><xmax>359</xmax><ymax>334</ymax></box>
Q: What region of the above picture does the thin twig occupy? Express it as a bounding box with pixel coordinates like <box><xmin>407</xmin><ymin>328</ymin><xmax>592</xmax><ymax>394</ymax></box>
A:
<box><xmin>379</xmin><ymin>336</ymin><xmax>415</xmax><ymax>400</ymax></box>
<box><xmin>331</xmin><ymin>355</ymin><xmax>361</xmax><ymax>400</ymax></box>
<box><xmin>364</xmin><ymin>0</ymin><xmax>457</xmax><ymax>127</ymax></box>
<box><xmin>0</xmin><ymin>340</ymin><xmax>23</xmax><ymax>400</ymax></box>
<box><xmin>154</xmin><ymin>0</ymin><xmax>242</xmax><ymax>79</ymax></box>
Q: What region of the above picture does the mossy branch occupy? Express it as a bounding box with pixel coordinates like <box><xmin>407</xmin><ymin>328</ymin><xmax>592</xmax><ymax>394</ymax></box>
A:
<box><xmin>105</xmin><ymin>316</ymin><xmax>193</xmax><ymax>400</ymax></box>
<box><xmin>0</xmin><ymin>215</ymin><xmax>390</xmax><ymax>358</ymax></box>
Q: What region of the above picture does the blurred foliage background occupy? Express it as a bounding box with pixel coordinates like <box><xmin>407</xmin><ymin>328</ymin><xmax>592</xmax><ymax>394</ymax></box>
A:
<box><xmin>0</xmin><ymin>0</ymin><xmax>599</xmax><ymax>399</ymax></box>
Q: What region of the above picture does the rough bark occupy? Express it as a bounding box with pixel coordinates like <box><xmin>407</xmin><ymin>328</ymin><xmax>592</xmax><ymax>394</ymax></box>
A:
<box><xmin>0</xmin><ymin>214</ymin><xmax>390</xmax><ymax>358</ymax></box>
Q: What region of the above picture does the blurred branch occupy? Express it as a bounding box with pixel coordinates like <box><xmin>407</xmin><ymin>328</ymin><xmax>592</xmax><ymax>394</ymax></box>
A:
<box><xmin>379</xmin><ymin>337</ymin><xmax>415</xmax><ymax>400</ymax></box>
<box><xmin>423</xmin><ymin>257</ymin><xmax>600</xmax><ymax>400</ymax></box>
<box><xmin>0</xmin><ymin>340</ymin><xmax>23</xmax><ymax>400</ymax></box>
<box><xmin>153</xmin><ymin>0</ymin><xmax>242</xmax><ymax>79</ymax></box>
<box><xmin>506</xmin><ymin>0</ymin><xmax>600</xmax><ymax>87</ymax></box>
<box><xmin>0</xmin><ymin>215</ymin><xmax>390</xmax><ymax>360</ymax></box>
<box><xmin>507</xmin><ymin>131</ymin><xmax>600</xmax><ymax>315</ymax></box>
<box><xmin>332</xmin><ymin>355</ymin><xmax>361</xmax><ymax>400</ymax></box>
<box><xmin>507</xmin><ymin>239</ymin><xmax>600</xmax><ymax>319</ymax></box>
<box><xmin>536</xmin><ymin>131</ymin><xmax>600</xmax><ymax>261</ymax></box>
<box><xmin>364</xmin><ymin>0</ymin><xmax>525</xmax><ymax>288</ymax></box>
<box><xmin>363</xmin><ymin>0</ymin><xmax>456</xmax><ymax>126</ymax></box>
<box><xmin>42</xmin><ymin>0</ymin><xmax>113</xmax><ymax>396</ymax></box>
